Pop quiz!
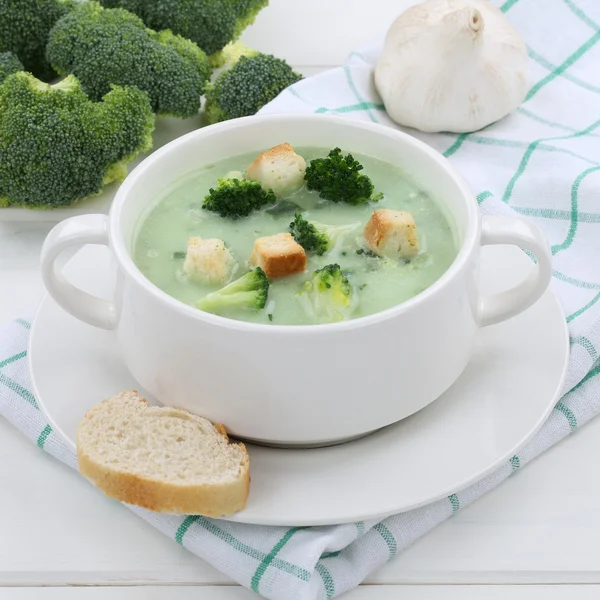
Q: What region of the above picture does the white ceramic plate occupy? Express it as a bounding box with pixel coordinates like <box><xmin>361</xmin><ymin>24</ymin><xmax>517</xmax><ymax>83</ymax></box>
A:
<box><xmin>30</xmin><ymin>244</ymin><xmax>569</xmax><ymax>526</ymax></box>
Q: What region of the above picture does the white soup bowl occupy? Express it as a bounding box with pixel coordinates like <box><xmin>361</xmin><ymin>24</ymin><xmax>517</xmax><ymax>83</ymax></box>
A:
<box><xmin>41</xmin><ymin>114</ymin><xmax>552</xmax><ymax>446</ymax></box>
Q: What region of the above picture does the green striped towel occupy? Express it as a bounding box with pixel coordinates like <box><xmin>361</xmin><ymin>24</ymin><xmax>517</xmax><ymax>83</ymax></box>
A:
<box><xmin>2</xmin><ymin>0</ymin><xmax>600</xmax><ymax>597</ymax></box>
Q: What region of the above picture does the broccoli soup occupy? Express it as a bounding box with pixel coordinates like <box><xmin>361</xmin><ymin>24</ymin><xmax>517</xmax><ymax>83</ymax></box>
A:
<box><xmin>133</xmin><ymin>144</ymin><xmax>458</xmax><ymax>326</ymax></box>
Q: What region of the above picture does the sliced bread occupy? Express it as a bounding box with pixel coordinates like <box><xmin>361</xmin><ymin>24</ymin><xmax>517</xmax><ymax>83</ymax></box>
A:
<box><xmin>77</xmin><ymin>391</ymin><xmax>249</xmax><ymax>517</ymax></box>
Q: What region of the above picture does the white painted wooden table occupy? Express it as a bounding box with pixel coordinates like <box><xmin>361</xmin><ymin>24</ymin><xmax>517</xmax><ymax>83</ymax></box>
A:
<box><xmin>1</xmin><ymin>1</ymin><xmax>599</xmax><ymax>598</ymax></box>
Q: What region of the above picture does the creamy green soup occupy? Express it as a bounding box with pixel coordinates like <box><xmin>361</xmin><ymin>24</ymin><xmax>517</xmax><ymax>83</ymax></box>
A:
<box><xmin>133</xmin><ymin>147</ymin><xmax>458</xmax><ymax>325</ymax></box>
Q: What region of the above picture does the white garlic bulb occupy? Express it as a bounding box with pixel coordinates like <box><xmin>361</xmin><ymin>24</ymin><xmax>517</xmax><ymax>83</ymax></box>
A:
<box><xmin>374</xmin><ymin>0</ymin><xmax>529</xmax><ymax>133</ymax></box>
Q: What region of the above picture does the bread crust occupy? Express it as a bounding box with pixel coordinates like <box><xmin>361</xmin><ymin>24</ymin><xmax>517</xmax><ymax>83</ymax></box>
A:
<box><xmin>77</xmin><ymin>392</ymin><xmax>250</xmax><ymax>517</ymax></box>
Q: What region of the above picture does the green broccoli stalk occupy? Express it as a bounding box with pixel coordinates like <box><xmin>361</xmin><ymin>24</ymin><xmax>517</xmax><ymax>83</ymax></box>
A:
<box><xmin>205</xmin><ymin>47</ymin><xmax>303</xmax><ymax>123</ymax></box>
<box><xmin>196</xmin><ymin>268</ymin><xmax>270</xmax><ymax>314</ymax></box>
<box><xmin>0</xmin><ymin>53</ymin><xmax>23</xmax><ymax>85</ymax></box>
<box><xmin>203</xmin><ymin>177</ymin><xmax>277</xmax><ymax>219</ymax></box>
<box><xmin>297</xmin><ymin>264</ymin><xmax>354</xmax><ymax>323</ymax></box>
<box><xmin>0</xmin><ymin>0</ymin><xmax>76</xmax><ymax>81</ymax></box>
<box><xmin>46</xmin><ymin>2</ymin><xmax>211</xmax><ymax>118</ymax></box>
<box><xmin>209</xmin><ymin>40</ymin><xmax>256</xmax><ymax>69</ymax></box>
<box><xmin>0</xmin><ymin>72</ymin><xmax>155</xmax><ymax>209</ymax></box>
<box><xmin>305</xmin><ymin>148</ymin><xmax>379</xmax><ymax>205</ymax></box>
<box><xmin>289</xmin><ymin>212</ymin><xmax>359</xmax><ymax>256</ymax></box>
<box><xmin>98</xmin><ymin>0</ymin><xmax>268</xmax><ymax>57</ymax></box>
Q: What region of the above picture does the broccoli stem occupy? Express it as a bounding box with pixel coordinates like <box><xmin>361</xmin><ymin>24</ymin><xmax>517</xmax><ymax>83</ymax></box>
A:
<box><xmin>197</xmin><ymin>291</ymin><xmax>260</xmax><ymax>312</ymax></box>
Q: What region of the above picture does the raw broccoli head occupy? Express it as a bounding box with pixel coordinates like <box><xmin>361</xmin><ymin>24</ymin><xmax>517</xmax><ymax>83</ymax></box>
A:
<box><xmin>203</xmin><ymin>178</ymin><xmax>277</xmax><ymax>219</ymax></box>
<box><xmin>46</xmin><ymin>2</ymin><xmax>211</xmax><ymax>118</ymax></box>
<box><xmin>0</xmin><ymin>0</ymin><xmax>75</xmax><ymax>81</ymax></box>
<box><xmin>98</xmin><ymin>0</ymin><xmax>268</xmax><ymax>57</ymax></box>
<box><xmin>0</xmin><ymin>53</ymin><xmax>23</xmax><ymax>85</ymax></box>
<box><xmin>289</xmin><ymin>212</ymin><xmax>359</xmax><ymax>256</ymax></box>
<box><xmin>297</xmin><ymin>264</ymin><xmax>353</xmax><ymax>323</ymax></box>
<box><xmin>305</xmin><ymin>148</ymin><xmax>376</xmax><ymax>205</ymax></box>
<box><xmin>205</xmin><ymin>52</ymin><xmax>303</xmax><ymax>123</ymax></box>
<box><xmin>196</xmin><ymin>268</ymin><xmax>270</xmax><ymax>314</ymax></box>
<box><xmin>0</xmin><ymin>72</ymin><xmax>155</xmax><ymax>209</ymax></box>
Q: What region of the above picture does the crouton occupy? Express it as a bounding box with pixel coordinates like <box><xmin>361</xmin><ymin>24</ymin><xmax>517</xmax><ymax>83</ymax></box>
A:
<box><xmin>364</xmin><ymin>209</ymin><xmax>419</xmax><ymax>259</ymax></box>
<box><xmin>246</xmin><ymin>143</ymin><xmax>306</xmax><ymax>197</ymax></box>
<box><xmin>183</xmin><ymin>238</ymin><xmax>237</xmax><ymax>285</ymax></box>
<box><xmin>250</xmin><ymin>233</ymin><xmax>307</xmax><ymax>279</ymax></box>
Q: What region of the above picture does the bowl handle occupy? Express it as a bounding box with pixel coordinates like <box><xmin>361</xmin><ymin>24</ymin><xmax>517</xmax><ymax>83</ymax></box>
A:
<box><xmin>478</xmin><ymin>215</ymin><xmax>552</xmax><ymax>327</ymax></box>
<box><xmin>41</xmin><ymin>214</ymin><xmax>116</xmax><ymax>330</ymax></box>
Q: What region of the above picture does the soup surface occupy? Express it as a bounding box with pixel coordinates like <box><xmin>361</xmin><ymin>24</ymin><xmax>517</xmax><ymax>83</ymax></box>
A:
<box><xmin>133</xmin><ymin>147</ymin><xmax>458</xmax><ymax>325</ymax></box>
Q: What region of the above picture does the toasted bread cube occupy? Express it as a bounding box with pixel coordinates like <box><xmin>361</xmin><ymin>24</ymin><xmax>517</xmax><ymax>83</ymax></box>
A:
<box><xmin>183</xmin><ymin>237</ymin><xmax>237</xmax><ymax>285</ymax></box>
<box><xmin>250</xmin><ymin>233</ymin><xmax>307</xmax><ymax>279</ymax></box>
<box><xmin>364</xmin><ymin>209</ymin><xmax>419</xmax><ymax>258</ymax></box>
<box><xmin>246</xmin><ymin>142</ymin><xmax>306</xmax><ymax>197</ymax></box>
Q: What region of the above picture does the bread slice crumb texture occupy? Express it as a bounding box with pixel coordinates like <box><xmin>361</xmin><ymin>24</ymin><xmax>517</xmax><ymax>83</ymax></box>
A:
<box><xmin>77</xmin><ymin>391</ymin><xmax>249</xmax><ymax>516</ymax></box>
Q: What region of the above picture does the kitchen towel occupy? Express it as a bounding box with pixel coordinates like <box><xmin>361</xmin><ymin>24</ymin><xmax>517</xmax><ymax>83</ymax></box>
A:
<box><xmin>2</xmin><ymin>0</ymin><xmax>600</xmax><ymax>598</ymax></box>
